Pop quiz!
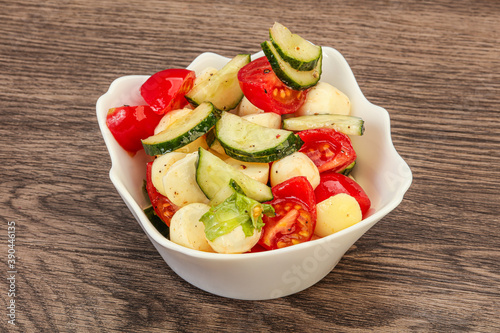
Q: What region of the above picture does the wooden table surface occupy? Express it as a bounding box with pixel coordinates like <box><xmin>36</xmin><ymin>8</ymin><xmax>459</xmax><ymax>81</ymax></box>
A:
<box><xmin>1</xmin><ymin>0</ymin><xmax>499</xmax><ymax>332</ymax></box>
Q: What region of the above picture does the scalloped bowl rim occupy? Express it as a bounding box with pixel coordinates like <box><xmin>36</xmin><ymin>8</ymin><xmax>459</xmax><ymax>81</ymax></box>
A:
<box><xmin>96</xmin><ymin>47</ymin><xmax>412</xmax><ymax>296</ymax></box>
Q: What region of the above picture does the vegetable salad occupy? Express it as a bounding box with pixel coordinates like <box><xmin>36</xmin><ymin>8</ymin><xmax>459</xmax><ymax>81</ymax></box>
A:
<box><xmin>106</xmin><ymin>23</ymin><xmax>371</xmax><ymax>254</ymax></box>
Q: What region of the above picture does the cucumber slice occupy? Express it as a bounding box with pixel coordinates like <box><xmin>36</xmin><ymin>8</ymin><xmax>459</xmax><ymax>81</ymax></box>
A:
<box><xmin>215</xmin><ymin>112</ymin><xmax>303</xmax><ymax>163</ymax></box>
<box><xmin>224</xmin><ymin>157</ymin><xmax>270</xmax><ymax>184</ymax></box>
<box><xmin>269</xmin><ymin>22</ymin><xmax>322</xmax><ymax>71</ymax></box>
<box><xmin>154</xmin><ymin>108</ymin><xmax>193</xmax><ymax>135</ymax></box>
<box><xmin>261</xmin><ymin>40</ymin><xmax>322</xmax><ymax>90</ymax></box>
<box><xmin>205</xmin><ymin>128</ymin><xmax>217</xmax><ymax>147</ymax></box>
<box><xmin>242</xmin><ymin>112</ymin><xmax>282</xmax><ymax>129</ymax></box>
<box><xmin>206</xmin><ymin>128</ymin><xmax>227</xmax><ymax>156</ymax></box>
<box><xmin>142</xmin><ymin>102</ymin><xmax>217</xmax><ymax>156</ymax></box>
<box><xmin>196</xmin><ymin>148</ymin><xmax>273</xmax><ymax>203</ymax></box>
<box><xmin>340</xmin><ymin>160</ymin><xmax>356</xmax><ymax>176</ymax></box>
<box><xmin>185</xmin><ymin>54</ymin><xmax>250</xmax><ymax>111</ymax></box>
<box><xmin>282</xmin><ymin>114</ymin><xmax>365</xmax><ymax>136</ymax></box>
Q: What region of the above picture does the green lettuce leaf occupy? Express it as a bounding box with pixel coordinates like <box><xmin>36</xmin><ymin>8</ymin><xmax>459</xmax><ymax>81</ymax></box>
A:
<box><xmin>200</xmin><ymin>191</ymin><xmax>274</xmax><ymax>242</ymax></box>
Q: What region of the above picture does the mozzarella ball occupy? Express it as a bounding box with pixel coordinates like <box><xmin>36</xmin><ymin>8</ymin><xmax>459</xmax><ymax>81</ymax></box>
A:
<box><xmin>208</xmin><ymin>226</ymin><xmax>261</xmax><ymax>254</ymax></box>
<box><xmin>170</xmin><ymin>203</ymin><xmax>214</xmax><ymax>252</ymax></box>
<box><xmin>296</xmin><ymin>82</ymin><xmax>351</xmax><ymax>116</ymax></box>
<box><xmin>237</xmin><ymin>96</ymin><xmax>264</xmax><ymax>116</ymax></box>
<box><xmin>163</xmin><ymin>152</ymin><xmax>209</xmax><ymax>207</ymax></box>
<box><xmin>224</xmin><ymin>157</ymin><xmax>270</xmax><ymax>184</ymax></box>
<box><xmin>242</xmin><ymin>112</ymin><xmax>282</xmax><ymax>129</ymax></box>
<box><xmin>314</xmin><ymin>193</ymin><xmax>362</xmax><ymax>237</ymax></box>
<box><xmin>151</xmin><ymin>152</ymin><xmax>187</xmax><ymax>196</ymax></box>
<box><xmin>270</xmin><ymin>152</ymin><xmax>320</xmax><ymax>189</ymax></box>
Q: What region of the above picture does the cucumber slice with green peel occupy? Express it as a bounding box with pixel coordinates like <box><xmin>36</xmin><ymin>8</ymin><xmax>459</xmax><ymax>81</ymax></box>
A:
<box><xmin>261</xmin><ymin>40</ymin><xmax>322</xmax><ymax>90</ymax></box>
<box><xmin>196</xmin><ymin>148</ymin><xmax>273</xmax><ymax>203</ymax></box>
<box><xmin>142</xmin><ymin>102</ymin><xmax>217</xmax><ymax>156</ymax></box>
<box><xmin>185</xmin><ymin>54</ymin><xmax>250</xmax><ymax>111</ymax></box>
<box><xmin>340</xmin><ymin>160</ymin><xmax>356</xmax><ymax>176</ymax></box>
<box><xmin>215</xmin><ymin>112</ymin><xmax>303</xmax><ymax>163</ymax></box>
<box><xmin>205</xmin><ymin>129</ymin><xmax>226</xmax><ymax>156</ymax></box>
<box><xmin>221</xmin><ymin>145</ymin><xmax>302</xmax><ymax>164</ymax></box>
<box><xmin>205</xmin><ymin>128</ymin><xmax>216</xmax><ymax>146</ymax></box>
<box><xmin>282</xmin><ymin>114</ymin><xmax>365</xmax><ymax>136</ymax></box>
<box><xmin>269</xmin><ymin>22</ymin><xmax>322</xmax><ymax>71</ymax></box>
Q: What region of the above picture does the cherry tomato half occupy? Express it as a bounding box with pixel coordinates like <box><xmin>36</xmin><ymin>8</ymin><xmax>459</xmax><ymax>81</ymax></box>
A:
<box><xmin>238</xmin><ymin>57</ymin><xmax>307</xmax><ymax>115</ymax></box>
<box><xmin>249</xmin><ymin>243</ymin><xmax>267</xmax><ymax>253</ymax></box>
<box><xmin>146</xmin><ymin>161</ymin><xmax>178</xmax><ymax>227</ymax></box>
<box><xmin>140</xmin><ymin>68</ymin><xmax>195</xmax><ymax>115</ymax></box>
<box><xmin>259</xmin><ymin>176</ymin><xmax>316</xmax><ymax>250</ymax></box>
<box><xmin>298</xmin><ymin>128</ymin><xmax>357</xmax><ymax>173</ymax></box>
<box><xmin>314</xmin><ymin>171</ymin><xmax>371</xmax><ymax>217</ymax></box>
<box><xmin>106</xmin><ymin>105</ymin><xmax>162</xmax><ymax>154</ymax></box>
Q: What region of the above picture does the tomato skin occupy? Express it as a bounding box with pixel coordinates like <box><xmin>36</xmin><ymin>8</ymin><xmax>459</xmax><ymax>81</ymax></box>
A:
<box><xmin>249</xmin><ymin>243</ymin><xmax>267</xmax><ymax>253</ymax></box>
<box><xmin>298</xmin><ymin>128</ymin><xmax>356</xmax><ymax>173</ymax></box>
<box><xmin>238</xmin><ymin>57</ymin><xmax>307</xmax><ymax>115</ymax></box>
<box><xmin>106</xmin><ymin>105</ymin><xmax>162</xmax><ymax>154</ymax></box>
<box><xmin>140</xmin><ymin>69</ymin><xmax>195</xmax><ymax>115</ymax></box>
<box><xmin>146</xmin><ymin>161</ymin><xmax>178</xmax><ymax>227</ymax></box>
<box><xmin>259</xmin><ymin>176</ymin><xmax>316</xmax><ymax>250</ymax></box>
<box><xmin>314</xmin><ymin>171</ymin><xmax>371</xmax><ymax>217</ymax></box>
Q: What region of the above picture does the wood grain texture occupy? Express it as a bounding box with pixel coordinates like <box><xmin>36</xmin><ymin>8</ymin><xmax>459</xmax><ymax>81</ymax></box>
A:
<box><xmin>1</xmin><ymin>0</ymin><xmax>499</xmax><ymax>331</ymax></box>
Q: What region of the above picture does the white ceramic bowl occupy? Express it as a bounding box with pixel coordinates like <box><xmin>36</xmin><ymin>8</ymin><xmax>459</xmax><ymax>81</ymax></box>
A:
<box><xmin>96</xmin><ymin>48</ymin><xmax>412</xmax><ymax>300</ymax></box>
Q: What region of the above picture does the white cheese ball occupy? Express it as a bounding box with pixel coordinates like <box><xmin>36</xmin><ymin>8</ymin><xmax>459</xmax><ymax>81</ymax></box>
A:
<box><xmin>296</xmin><ymin>82</ymin><xmax>351</xmax><ymax>116</ymax></box>
<box><xmin>242</xmin><ymin>112</ymin><xmax>282</xmax><ymax>129</ymax></box>
<box><xmin>151</xmin><ymin>152</ymin><xmax>187</xmax><ymax>196</ymax></box>
<box><xmin>208</xmin><ymin>226</ymin><xmax>261</xmax><ymax>254</ymax></box>
<box><xmin>170</xmin><ymin>203</ymin><xmax>214</xmax><ymax>252</ymax></box>
<box><xmin>315</xmin><ymin>193</ymin><xmax>362</xmax><ymax>237</ymax></box>
<box><xmin>237</xmin><ymin>96</ymin><xmax>265</xmax><ymax>116</ymax></box>
<box><xmin>224</xmin><ymin>157</ymin><xmax>270</xmax><ymax>184</ymax></box>
<box><xmin>270</xmin><ymin>152</ymin><xmax>320</xmax><ymax>189</ymax></box>
<box><xmin>163</xmin><ymin>152</ymin><xmax>209</xmax><ymax>207</ymax></box>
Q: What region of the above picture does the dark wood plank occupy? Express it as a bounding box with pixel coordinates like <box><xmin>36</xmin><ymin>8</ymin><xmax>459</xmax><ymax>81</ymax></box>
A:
<box><xmin>1</xmin><ymin>0</ymin><xmax>499</xmax><ymax>331</ymax></box>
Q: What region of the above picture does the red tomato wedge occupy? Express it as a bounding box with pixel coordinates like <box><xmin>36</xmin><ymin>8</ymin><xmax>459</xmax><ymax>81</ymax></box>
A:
<box><xmin>298</xmin><ymin>128</ymin><xmax>357</xmax><ymax>173</ymax></box>
<box><xmin>106</xmin><ymin>105</ymin><xmax>162</xmax><ymax>154</ymax></box>
<box><xmin>146</xmin><ymin>162</ymin><xmax>178</xmax><ymax>227</ymax></box>
<box><xmin>259</xmin><ymin>177</ymin><xmax>316</xmax><ymax>250</ymax></box>
<box><xmin>140</xmin><ymin>69</ymin><xmax>195</xmax><ymax>115</ymax></box>
<box><xmin>237</xmin><ymin>57</ymin><xmax>307</xmax><ymax>115</ymax></box>
<box><xmin>249</xmin><ymin>243</ymin><xmax>267</xmax><ymax>253</ymax></box>
<box><xmin>315</xmin><ymin>171</ymin><xmax>371</xmax><ymax>217</ymax></box>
